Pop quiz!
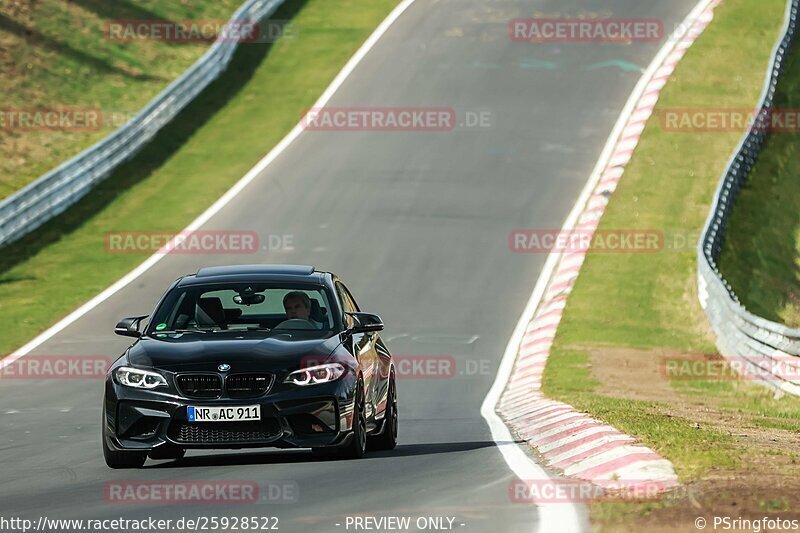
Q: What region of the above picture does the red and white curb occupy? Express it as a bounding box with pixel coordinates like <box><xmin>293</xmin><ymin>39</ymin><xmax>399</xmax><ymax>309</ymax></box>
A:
<box><xmin>497</xmin><ymin>0</ymin><xmax>722</xmax><ymax>496</ymax></box>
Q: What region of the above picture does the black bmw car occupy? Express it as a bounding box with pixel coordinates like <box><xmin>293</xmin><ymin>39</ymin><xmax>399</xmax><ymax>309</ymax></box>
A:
<box><xmin>102</xmin><ymin>264</ymin><xmax>397</xmax><ymax>468</ymax></box>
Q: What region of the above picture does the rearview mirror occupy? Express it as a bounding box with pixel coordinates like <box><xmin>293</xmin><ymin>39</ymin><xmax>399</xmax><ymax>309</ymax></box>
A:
<box><xmin>234</xmin><ymin>293</ymin><xmax>265</xmax><ymax>306</ymax></box>
<box><xmin>114</xmin><ymin>315</ymin><xmax>148</xmax><ymax>338</ymax></box>
<box><xmin>348</xmin><ymin>312</ymin><xmax>384</xmax><ymax>334</ymax></box>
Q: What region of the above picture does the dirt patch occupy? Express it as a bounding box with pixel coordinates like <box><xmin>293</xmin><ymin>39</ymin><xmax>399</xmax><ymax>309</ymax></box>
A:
<box><xmin>582</xmin><ymin>344</ymin><xmax>680</xmax><ymax>403</ymax></box>
<box><xmin>598</xmin><ymin>466</ymin><xmax>800</xmax><ymax>532</ymax></box>
<box><xmin>581</xmin><ymin>345</ymin><xmax>798</xmax><ymax>449</ymax></box>
<box><xmin>569</xmin><ymin>345</ymin><xmax>800</xmax><ymax>530</ymax></box>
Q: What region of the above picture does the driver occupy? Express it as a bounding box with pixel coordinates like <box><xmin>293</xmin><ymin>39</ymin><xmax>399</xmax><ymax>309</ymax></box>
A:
<box><xmin>282</xmin><ymin>291</ymin><xmax>323</xmax><ymax>329</ymax></box>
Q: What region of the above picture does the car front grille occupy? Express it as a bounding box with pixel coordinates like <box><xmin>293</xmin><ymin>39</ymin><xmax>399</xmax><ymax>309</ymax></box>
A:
<box><xmin>225</xmin><ymin>373</ymin><xmax>273</xmax><ymax>399</ymax></box>
<box><xmin>176</xmin><ymin>374</ymin><xmax>222</xmax><ymax>399</ymax></box>
<box><xmin>169</xmin><ymin>420</ymin><xmax>282</xmax><ymax>444</ymax></box>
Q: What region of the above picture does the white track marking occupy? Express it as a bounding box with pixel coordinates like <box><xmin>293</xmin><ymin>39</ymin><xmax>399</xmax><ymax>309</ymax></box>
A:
<box><xmin>1</xmin><ymin>0</ymin><xmax>419</xmax><ymax>369</ymax></box>
<box><xmin>480</xmin><ymin>0</ymin><xmax>716</xmax><ymax>531</ymax></box>
<box><xmin>6</xmin><ymin>0</ymin><xmax>714</xmax><ymax>530</ymax></box>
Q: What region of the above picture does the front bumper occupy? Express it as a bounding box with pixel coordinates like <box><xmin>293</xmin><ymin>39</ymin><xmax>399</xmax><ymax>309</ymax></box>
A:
<box><xmin>104</xmin><ymin>376</ymin><xmax>357</xmax><ymax>451</ymax></box>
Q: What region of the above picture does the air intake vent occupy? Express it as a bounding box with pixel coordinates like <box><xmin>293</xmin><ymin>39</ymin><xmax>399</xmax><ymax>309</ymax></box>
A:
<box><xmin>226</xmin><ymin>373</ymin><xmax>273</xmax><ymax>399</ymax></box>
<box><xmin>169</xmin><ymin>421</ymin><xmax>281</xmax><ymax>444</ymax></box>
<box><xmin>176</xmin><ymin>374</ymin><xmax>222</xmax><ymax>399</ymax></box>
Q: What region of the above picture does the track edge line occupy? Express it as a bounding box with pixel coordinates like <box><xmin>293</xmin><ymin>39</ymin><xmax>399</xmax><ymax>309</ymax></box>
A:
<box><xmin>1</xmin><ymin>0</ymin><xmax>420</xmax><ymax>367</ymax></box>
<box><xmin>480</xmin><ymin>0</ymin><xmax>719</xmax><ymax>530</ymax></box>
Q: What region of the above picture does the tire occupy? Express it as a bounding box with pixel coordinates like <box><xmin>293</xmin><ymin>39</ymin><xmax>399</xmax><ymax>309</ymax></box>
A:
<box><xmin>102</xmin><ymin>406</ymin><xmax>147</xmax><ymax>469</ymax></box>
<box><xmin>369</xmin><ymin>376</ymin><xmax>397</xmax><ymax>451</ymax></box>
<box><xmin>336</xmin><ymin>380</ymin><xmax>367</xmax><ymax>459</ymax></box>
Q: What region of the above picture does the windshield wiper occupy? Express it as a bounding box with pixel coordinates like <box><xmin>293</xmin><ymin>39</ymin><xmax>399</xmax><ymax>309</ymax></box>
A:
<box><xmin>246</xmin><ymin>327</ymin><xmax>272</xmax><ymax>332</ymax></box>
<box><xmin>153</xmin><ymin>329</ymin><xmax>212</xmax><ymax>335</ymax></box>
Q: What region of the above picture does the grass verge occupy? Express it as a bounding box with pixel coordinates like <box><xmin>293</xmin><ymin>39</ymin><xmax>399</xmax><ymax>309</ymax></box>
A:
<box><xmin>1</xmin><ymin>0</ymin><xmax>245</xmax><ymax>199</ymax></box>
<box><xmin>0</xmin><ymin>0</ymin><xmax>399</xmax><ymax>357</ymax></box>
<box><xmin>540</xmin><ymin>0</ymin><xmax>800</xmax><ymax>528</ymax></box>
<box><xmin>717</xmin><ymin>37</ymin><xmax>800</xmax><ymax>327</ymax></box>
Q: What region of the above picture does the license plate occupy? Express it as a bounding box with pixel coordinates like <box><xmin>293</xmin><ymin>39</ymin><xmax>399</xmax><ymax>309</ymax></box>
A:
<box><xmin>187</xmin><ymin>405</ymin><xmax>261</xmax><ymax>422</ymax></box>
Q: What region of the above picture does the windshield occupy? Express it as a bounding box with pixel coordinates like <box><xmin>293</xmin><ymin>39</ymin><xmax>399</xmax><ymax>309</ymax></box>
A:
<box><xmin>147</xmin><ymin>283</ymin><xmax>336</xmax><ymax>334</ymax></box>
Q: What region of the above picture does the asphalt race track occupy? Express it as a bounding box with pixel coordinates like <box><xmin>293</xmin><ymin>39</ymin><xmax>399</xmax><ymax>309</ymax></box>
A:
<box><xmin>0</xmin><ymin>0</ymin><xmax>698</xmax><ymax>531</ymax></box>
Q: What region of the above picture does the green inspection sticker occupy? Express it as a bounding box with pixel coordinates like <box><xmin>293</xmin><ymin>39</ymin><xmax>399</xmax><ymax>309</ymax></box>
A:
<box><xmin>156</xmin><ymin>323</ymin><xmax>167</xmax><ymax>331</ymax></box>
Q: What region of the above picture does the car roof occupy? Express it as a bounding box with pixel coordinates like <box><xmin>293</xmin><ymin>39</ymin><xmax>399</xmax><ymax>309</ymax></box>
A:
<box><xmin>177</xmin><ymin>264</ymin><xmax>330</xmax><ymax>286</ymax></box>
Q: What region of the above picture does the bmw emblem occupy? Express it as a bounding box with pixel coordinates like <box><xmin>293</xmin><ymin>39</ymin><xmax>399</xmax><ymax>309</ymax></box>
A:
<box><xmin>218</xmin><ymin>363</ymin><xmax>231</xmax><ymax>372</ymax></box>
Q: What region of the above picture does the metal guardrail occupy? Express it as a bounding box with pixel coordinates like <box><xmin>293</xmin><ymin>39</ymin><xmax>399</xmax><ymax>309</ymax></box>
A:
<box><xmin>0</xmin><ymin>0</ymin><xmax>286</xmax><ymax>247</ymax></box>
<box><xmin>697</xmin><ymin>0</ymin><xmax>800</xmax><ymax>396</ymax></box>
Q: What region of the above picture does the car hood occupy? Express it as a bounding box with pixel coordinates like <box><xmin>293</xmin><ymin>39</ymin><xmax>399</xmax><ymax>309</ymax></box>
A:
<box><xmin>126</xmin><ymin>330</ymin><xmax>343</xmax><ymax>372</ymax></box>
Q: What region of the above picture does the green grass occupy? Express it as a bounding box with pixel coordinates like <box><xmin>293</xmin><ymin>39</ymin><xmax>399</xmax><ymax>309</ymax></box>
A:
<box><xmin>0</xmin><ymin>0</ymin><xmax>248</xmax><ymax>199</ymax></box>
<box><xmin>538</xmin><ymin>3</ymin><xmax>800</xmax><ymax>527</ymax></box>
<box><xmin>0</xmin><ymin>0</ymin><xmax>399</xmax><ymax>357</ymax></box>
<box><xmin>551</xmin><ymin>0</ymin><xmax>790</xmax><ymax>354</ymax></box>
<box><xmin>545</xmin><ymin>349</ymin><xmax>740</xmax><ymax>478</ymax></box>
<box><xmin>543</xmin><ymin>0</ymin><xmax>800</xmax><ymax>481</ymax></box>
<box><xmin>717</xmin><ymin>43</ymin><xmax>800</xmax><ymax>327</ymax></box>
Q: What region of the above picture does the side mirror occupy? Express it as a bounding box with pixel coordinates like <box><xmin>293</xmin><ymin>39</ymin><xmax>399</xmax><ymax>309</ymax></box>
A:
<box><xmin>348</xmin><ymin>312</ymin><xmax>384</xmax><ymax>334</ymax></box>
<box><xmin>114</xmin><ymin>315</ymin><xmax>148</xmax><ymax>338</ymax></box>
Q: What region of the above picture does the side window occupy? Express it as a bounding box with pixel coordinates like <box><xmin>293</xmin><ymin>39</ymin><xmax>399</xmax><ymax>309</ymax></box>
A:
<box><xmin>341</xmin><ymin>284</ymin><xmax>361</xmax><ymax>312</ymax></box>
<box><xmin>335</xmin><ymin>282</ymin><xmax>354</xmax><ymax>314</ymax></box>
<box><xmin>335</xmin><ymin>282</ymin><xmax>358</xmax><ymax>329</ymax></box>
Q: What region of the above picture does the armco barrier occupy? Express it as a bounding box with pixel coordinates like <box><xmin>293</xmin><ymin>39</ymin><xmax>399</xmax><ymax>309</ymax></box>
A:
<box><xmin>0</xmin><ymin>0</ymin><xmax>286</xmax><ymax>247</ymax></box>
<box><xmin>697</xmin><ymin>0</ymin><xmax>800</xmax><ymax>396</ymax></box>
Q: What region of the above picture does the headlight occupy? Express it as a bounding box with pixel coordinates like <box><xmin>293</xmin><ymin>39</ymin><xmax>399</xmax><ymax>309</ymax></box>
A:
<box><xmin>285</xmin><ymin>363</ymin><xmax>345</xmax><ymax>386</ymax></box>
<box><xmin>115</xmin><ymin>366</ymin><xmax>168</xmax><ymax>389</ymax></box>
